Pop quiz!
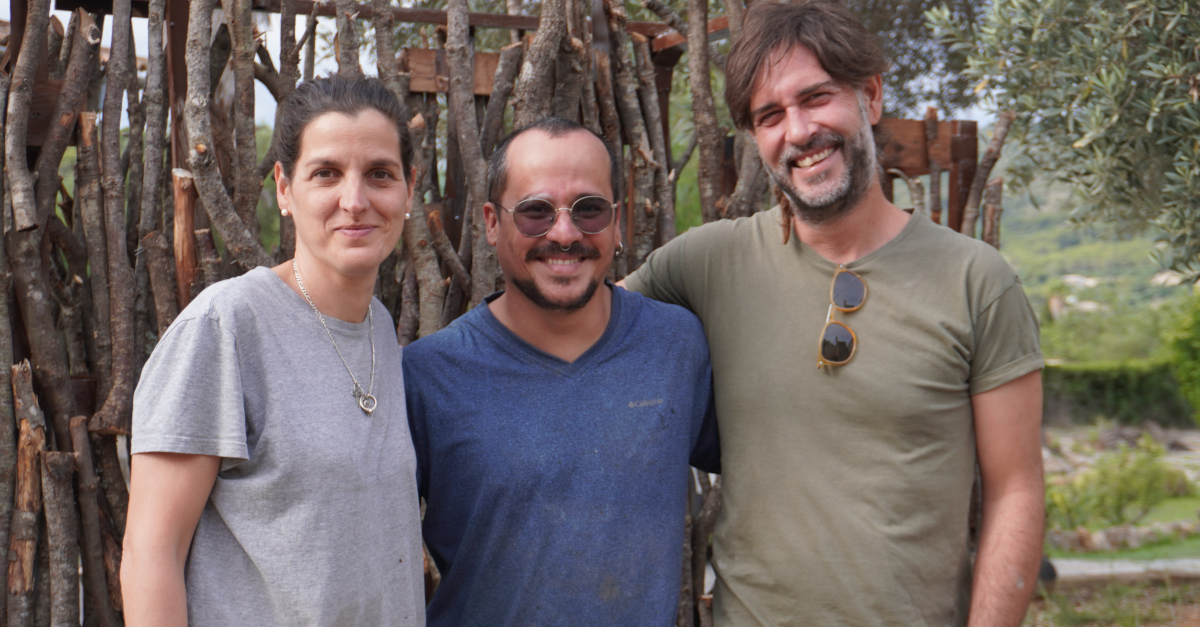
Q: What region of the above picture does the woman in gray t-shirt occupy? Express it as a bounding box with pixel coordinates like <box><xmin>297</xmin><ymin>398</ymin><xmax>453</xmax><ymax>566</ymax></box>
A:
<box><xmin>121</xmin><ymin>77</ymin><xmax>425</xmax><ymax>627</ymax></box>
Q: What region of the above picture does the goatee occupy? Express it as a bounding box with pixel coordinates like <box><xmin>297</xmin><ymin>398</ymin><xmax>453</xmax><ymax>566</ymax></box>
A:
<box><xmin>512</xmin><ymin>241</ymin><xmax>604</xmax><ymax>312</ymax></box>
<box><xmin>768</xmin><ymin>120</ymin><xmax>877</xmax><ymax>227</ymax></box>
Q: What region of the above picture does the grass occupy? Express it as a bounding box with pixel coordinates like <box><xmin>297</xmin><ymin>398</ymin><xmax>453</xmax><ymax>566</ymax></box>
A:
<box><xmin>1045</xmin><ymin>496</ymin><xmax>1200</xmax><ymax>561</ymax></box>
<box><xmin>1025</xmin><ymin>580</ymin><xmax>1200</xmax><ymax>626</ymax></box>
<box><xmin>1143</xmin><ymin>497</ymin><xmax>1200</xmax><ymax>526</ymax></box>
<box><xmin>1047</xmin><ymin>536</ymin><xmax>1200</xmax><ymax>561</ymax></box>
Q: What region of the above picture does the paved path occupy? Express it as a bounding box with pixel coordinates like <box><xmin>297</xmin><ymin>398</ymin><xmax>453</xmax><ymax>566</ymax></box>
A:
<box><xmin>1053</xmin><ymin>558</ymin><xmax>1200</xmax><ymax>581</ymax></box>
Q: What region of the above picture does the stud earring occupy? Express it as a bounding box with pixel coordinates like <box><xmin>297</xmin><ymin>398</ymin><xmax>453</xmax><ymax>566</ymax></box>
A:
<box><xmin>281</xmin><ymin>209</ymin><xmax>289</xmax><ymax>216</ymax></box>
<box><xmin>406</xmin><ymin>213</ymin><xmax>412</xmax><ymax>219</ymax></box>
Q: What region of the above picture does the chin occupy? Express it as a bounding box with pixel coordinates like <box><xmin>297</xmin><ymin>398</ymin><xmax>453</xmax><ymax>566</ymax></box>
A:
<box><xmin>511</xmin><ymin>276</ymin><xmax>601</xmax><ymax>313</ymax></box>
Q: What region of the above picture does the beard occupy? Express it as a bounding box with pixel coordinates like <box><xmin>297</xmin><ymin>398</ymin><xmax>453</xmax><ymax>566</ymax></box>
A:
<box><xmin>766</xmin><ymin>108</ymin><xmax>878</xmax><ymax>227</ymax></box>
<box><xmin>509</xmin><ymin>241</ymin><xmax>603</xmax><ymax>312</ymax></box>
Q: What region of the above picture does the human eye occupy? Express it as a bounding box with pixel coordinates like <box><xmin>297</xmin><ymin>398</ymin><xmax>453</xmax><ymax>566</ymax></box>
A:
<box><xmin>312</xmin><ymin>168</ymin><xmax>335</xmax><ymax>180</ymax></box>
<box><xmin>755</xmin><ymin>109</ymin><xmax>782</xmax><ymax>128</ymax></box>
<box><xmin>368</xmin><ymin>169</ymin><xmax>395</xmax><ymax>181</ymax></box>
<box><xmin>516</xmin><ymin>200</ymin><xmax>555</xmax><ymax>218</ymax></box>
<box><xmin>572</xmin><ymin>198</ymin><xmax>608</xmax><ymax>218</ymax></box>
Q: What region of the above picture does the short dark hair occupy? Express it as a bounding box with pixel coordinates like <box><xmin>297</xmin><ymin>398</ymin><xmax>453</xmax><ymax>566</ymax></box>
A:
<box><xmin>269</xmin><ymin>77</ymin><xmax>413</xmax><ymax>179</ymax></box>
<box><xmin>487</xmin><ymin>117</ymin><xmax>619</xmax><ymax>204</ymax></box>
<box><xmin>725</xmin><ymin>0</ymin><xmax>889</xmax><ymax>131</ymax></box>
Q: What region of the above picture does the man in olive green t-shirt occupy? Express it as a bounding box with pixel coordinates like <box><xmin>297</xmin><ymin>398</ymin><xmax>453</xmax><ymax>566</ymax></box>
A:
<box><xmin>622</xmin><ymin>2</ymin><xmax>1044</xmax><ymax>626</ymax></box>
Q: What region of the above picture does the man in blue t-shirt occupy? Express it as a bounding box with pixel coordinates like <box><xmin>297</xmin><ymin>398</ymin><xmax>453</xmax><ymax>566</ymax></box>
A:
<box><xmin>403</xmin><ymin>117</ymin><xmax>719</xmax><ymax>626</ymax></box>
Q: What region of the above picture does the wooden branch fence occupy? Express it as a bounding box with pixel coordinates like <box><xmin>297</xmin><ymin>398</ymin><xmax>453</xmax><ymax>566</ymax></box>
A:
<box><xmin>0</xmin><ymin>0</ymin><xmax>1008</xmax><ymax>623</ymax></box>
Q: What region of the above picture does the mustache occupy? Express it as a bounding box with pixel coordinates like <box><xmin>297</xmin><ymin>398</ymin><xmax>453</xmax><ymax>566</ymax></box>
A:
<box><xmin>779</xmin><ymin>131</ymin><xmax>845</xmax><ymax>165</ymax></box>
<box><xmin>525</xmin><ymin>241</ymin><xmax>602</xmax><ymax>261</ymax></box>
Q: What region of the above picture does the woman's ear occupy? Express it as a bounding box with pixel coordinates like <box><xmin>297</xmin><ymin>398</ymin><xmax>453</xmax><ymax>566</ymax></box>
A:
<box><xmin>274</xmin><ymin>162</ymin><xmax>291</xmax><ymax>216</ymax></box>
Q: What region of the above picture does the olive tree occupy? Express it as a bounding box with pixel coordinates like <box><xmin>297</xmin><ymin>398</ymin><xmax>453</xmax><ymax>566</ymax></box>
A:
<box><xmin>928</xmin><ymin>0</ymin><xmax>1200</xmax><ymax>274</ymax></box>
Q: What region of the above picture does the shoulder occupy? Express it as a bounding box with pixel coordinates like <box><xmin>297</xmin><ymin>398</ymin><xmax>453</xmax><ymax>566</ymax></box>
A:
<box><xmin>615</xmin><ymin>287</ymin><xmax>707</xmax><ymax>349</ymax></box>
<box><xmin>171</xmin><ymin>268</ymin><xmax>280</xmax><ymax>332</ymax></box>
<box><xmin>402</xmin><ymin>304</ymin><xmax>489</xmax><ymax>369</ymax></box>
<box><xmin>672</xmin><ymin>206</ymin><xmax>785</xmax><ymax>251</ymax></box>
<box><xmin>905</xmin><ymin>217</ymin><xmax>1020</xmax><ymax>286</ymax></box>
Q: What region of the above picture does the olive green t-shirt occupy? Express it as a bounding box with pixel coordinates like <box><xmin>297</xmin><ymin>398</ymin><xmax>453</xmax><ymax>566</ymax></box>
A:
<box><xmin>625</xmin><ymin>208</ymin><xmax>1042</xmax><ymax>627</ymax></box>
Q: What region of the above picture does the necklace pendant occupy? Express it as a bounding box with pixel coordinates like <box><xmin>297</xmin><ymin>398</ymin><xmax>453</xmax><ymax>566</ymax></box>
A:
<box><xmin>358</xmin><ymin>393</ymin><xmax>377</xmax><ymax>415</ymax></box>
<box><xmin>353</xmin><ymin>384</ymin><xmax>376</xmax><ymax>415</ymax></box>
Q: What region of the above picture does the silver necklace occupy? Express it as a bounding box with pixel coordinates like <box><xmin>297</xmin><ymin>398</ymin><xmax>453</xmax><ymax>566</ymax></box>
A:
<box><xmin>293</xmin><ymin>259</ymin><xmax>377</xmax><ymax>415</ymax></box>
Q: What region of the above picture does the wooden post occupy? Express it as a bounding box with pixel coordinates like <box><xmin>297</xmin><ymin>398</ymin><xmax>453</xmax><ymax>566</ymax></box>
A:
<box><xmin>7</xmin><ymin>362</ymin><xmax>46</xmax><ymax>627</ymax></box>
<box><xmin>925</xmin><ymin>107</ymin><xmax>942</xmax><ymax>224</ymax></box>
<box><xmin>172</xmin><ymin>169</ymin><xmax>198</xmax><ymax>308</ymax></box>
<box><xmin>981</xmin><ymin>177</ymin><xmax>1003</xmax><ymax>250</ymax></box>
<box><xmin>945</xmin><ymin>120</ymin><xmax>977</xmax><ymax>234</ymax></box>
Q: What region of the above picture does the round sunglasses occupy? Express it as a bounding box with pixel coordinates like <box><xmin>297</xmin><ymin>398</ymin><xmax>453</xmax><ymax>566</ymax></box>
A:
<box><xmin>817</xmin><ymin>265</ymin><xmax>867</xmax><ymax>369</ymax></box>
<box><xmin>497</xmin><ymin>196</ymin><xmax>617</xmax><ymax>238</ymax></box>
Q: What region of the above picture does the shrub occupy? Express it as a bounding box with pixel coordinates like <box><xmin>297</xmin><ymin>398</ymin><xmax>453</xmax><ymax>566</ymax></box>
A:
<box><xmin>1168</xmin><ymin>294</ymin><xmax>1200</xmax><ymax>419</ymax></box>
<box><xmin>1043</xmin><ymin>361</ymin><xmax>1193</xmax><ymax>427</ymax></box>
<box><xmin>1086</xmin><ymin>436</ymin><xmax>1173</xmax><ymax>527</ymax></box>
<box><xmin>1047</xmin><ymin>436</ymin><xmax>1185</xmax><ymax>531</ymax></box>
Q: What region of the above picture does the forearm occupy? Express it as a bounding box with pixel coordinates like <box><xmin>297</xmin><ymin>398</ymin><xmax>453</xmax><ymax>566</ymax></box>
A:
<box><xmin>122</xmin><ymin>452</ymin><xmax>220</xmax><ymax>627</ymax></box>
<box><xmin>120</xmin><ymin>546</ymin><xmax>189</xmax><ymax>627</ymax></box>
<box><xmin>967</xmin><ymin>487</ymin><xmax>1044</xmax><ymax>627</ymax></box>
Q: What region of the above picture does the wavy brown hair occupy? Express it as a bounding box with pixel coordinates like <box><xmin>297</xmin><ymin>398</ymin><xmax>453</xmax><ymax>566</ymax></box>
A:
<box><xmin>725</xmin><ymin>0</ymin><xmax>889</xmax><ymax>131</ymax></box>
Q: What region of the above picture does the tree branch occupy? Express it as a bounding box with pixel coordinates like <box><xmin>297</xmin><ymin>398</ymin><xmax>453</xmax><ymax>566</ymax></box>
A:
<box><xmin>70</xmin><ymin>417</ymin><xmax>121</xmax><ymax>627</ymax></box>
<box><xmin>447</xmin><ymin>0</ymin><xmax>499</xmax><ymax>306</ymax></box>
<box><xmin>184</xmin><ymin>0</ymin><xmax>273</xmax><ymax>270</ymax></box>
<box><xmin>480</xmin><ymin>42</ymin><xmax>523</xmax><ymax>158</ymax></box>
<box><xmin>6</xmin><ymin>0</ymin><xmax>51</xmax><ymax>232</ymax></box>
<box><xmin>511</xmin><ymin>0</ymin><xmax>566</xmax><ymax>127</ymax></box>
<box><xmin>224</xmin><ymin>0</ymin><xmax>263</xmax><ymax>238</ymax></box>
<box><xmin>92</xmin><ymin>0</ymin><xmax>138</xmax><ymax>436</ymax></box>
<box><xmin>960</xmin><ymin>110</ymin><xmax>1015</xmax><ymax>237</ymax></box>
<box><xmin>687</xmin><ymin>0</ymin><xmax>722</xmax><ymax>224</ymax></box>
<box><xmin>335</xmin><ymin>0</ymin><xmax>363</xmax><ymax>77</ymax></box>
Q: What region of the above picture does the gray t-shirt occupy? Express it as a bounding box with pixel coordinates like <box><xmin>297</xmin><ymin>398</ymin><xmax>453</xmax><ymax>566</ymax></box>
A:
<box><xmin>132</xmin><ymin>267</ymin><xmax>424</xmax><ymax>627</ymax></box>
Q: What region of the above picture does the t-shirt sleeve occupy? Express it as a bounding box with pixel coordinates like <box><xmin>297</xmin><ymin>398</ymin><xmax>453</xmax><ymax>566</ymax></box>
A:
<box><xmin>401</xmin><ymin>351</ymin><xmax>431</xmax><ymax>499</ymax></box>
<box><xmin>130</xmin><ymin>314</ymin><xmax>250</xmax><ymax>468</ymax></box>
<box><xmin>689</xmin><ymin>380</ymin><xmax>721</xmax><ymax>475</ymax></box>
<box><xmin>969</xmin><ymin>278</ymin><xmax>1044</xmax><ymax>395</ymax></box>
<box><xmin>623</xmin><ymin>230</ymin><xmax>697</xmax><ymax>311</ymax></box>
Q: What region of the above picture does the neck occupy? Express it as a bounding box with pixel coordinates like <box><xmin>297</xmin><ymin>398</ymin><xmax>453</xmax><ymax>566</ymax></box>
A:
<box><xmin>273</xmin><ymin>256</ymin><xmax>378</xmax><ymax>323</ymax></box>
<box><xmin>790</xmin><ymin>183</ymin><xmax>911</xmax><ymax>265</ymax></box>
<box><xmin>488</xmin><ymin>283</ymin><xmax>614</xmax><ymax>363</ymax></box>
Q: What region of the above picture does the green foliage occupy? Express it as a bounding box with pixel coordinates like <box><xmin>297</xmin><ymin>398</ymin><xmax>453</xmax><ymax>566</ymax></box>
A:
<box><xmin>1166</xmin><ymin>292</ymin><xmax>1200</xmax><ymax>419</ymax></box>
<box><xmin>1043</xmin><ymin>361</ymin><xmax>1193</xmax><ymax>426</ymax></box>
<box><xmin>846</xmin><ymin>0</ymin><xmax>985</xmax><ymax>117</ymax></box>
<box><xmin>1088</xmin><ymin>436</ymin><xmax>1173</xmax><ymax>527</ymax></box>
<box><xmin>1045</xmin><ymin>477</ymin><xmax>1100</xmax><ymax>531</ymax></box>
<box><xmin>1046</xmin><ymin>436</ymin><xmax>1183</xmax><ymax>531</ymax></box>
<box><xmin>928</xmin><ymin>0</ymin><xmax>1200</xmax><ymax>275</ymax></box>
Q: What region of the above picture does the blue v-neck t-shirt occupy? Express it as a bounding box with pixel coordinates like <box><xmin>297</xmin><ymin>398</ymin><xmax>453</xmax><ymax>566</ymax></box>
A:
<box><xmin>403</xmin><ymin>285</ymin><xmax>719</xmax><ymax>627</ymax></box>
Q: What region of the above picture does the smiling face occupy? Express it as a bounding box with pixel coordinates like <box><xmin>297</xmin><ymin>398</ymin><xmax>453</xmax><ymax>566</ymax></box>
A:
<box><xmin>484</xmin><ymin>129</ymin><xmax>620</xmax><ymax>313</ymax></box>
<box><xmin>276</xmin><ymin>109</ymin><xmax>413</xmax><ymax>283</ymax></box>
<box><xmin>749</xmin><ymin>44</ymin><xmax>882</xmax><ymax>225</ymax></box>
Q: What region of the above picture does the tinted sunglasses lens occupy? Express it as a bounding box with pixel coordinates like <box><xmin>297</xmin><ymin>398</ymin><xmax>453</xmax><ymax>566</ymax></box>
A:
<box><xmin>832</xmin><ymin>271</ymin><xmax>865</xmax><ymax>310</ymax></box>
<box><xmin>821</xmin><ymin>322</ymin><xmax>855</xmax><ymax>364</ymax></box>
<box><xmin>512</xmin><ymin>200</ymin><xmax>557</xmax><ymax>236</ymax></box>
<box><xmin>570</xmin><ymin>197</ymin><xmax>614</xmax><ymax>234</ymax></box>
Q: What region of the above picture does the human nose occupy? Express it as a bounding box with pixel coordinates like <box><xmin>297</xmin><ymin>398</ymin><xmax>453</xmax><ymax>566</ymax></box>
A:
<box><xmin>340</xmin><ymin>175</ymin><xmax>370</xmax><ymax>214</ymax></box>
<box><xmin>783</xmin><ymin>107</ymin><xmax>816</xmax><ymax>147</ymax></box>
<box><xmin>543</xmin><ymin>206</ymin><xmax>582</xmax><ymax>244</ymax></box>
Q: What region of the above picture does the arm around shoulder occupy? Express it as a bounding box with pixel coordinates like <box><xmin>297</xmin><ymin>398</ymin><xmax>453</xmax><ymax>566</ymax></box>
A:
<box><xmin>121</xmin><ymin>452</ymin><xmax>220</xmax><ymax>627</ymax></box>
<box><xmin>968</xmin><ymin>370</ymin><xmax>1045</xmax><ymax>627</ymax></box>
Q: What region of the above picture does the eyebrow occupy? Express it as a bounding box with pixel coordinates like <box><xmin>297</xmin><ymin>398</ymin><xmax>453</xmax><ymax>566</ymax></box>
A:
<box><xmin>518</xmin><ymin>192</ymin><xmax>611</xmax><ymax>205</ymax></box>
<box><xmin>750</xmin><ymin>80</ymin><xmax>841</xmax><ymax>121</ymax></box>
<box><xmin>302</xmin><ymin>157</ymin><xmax>402</xmax><ymax>169</ymax></box>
